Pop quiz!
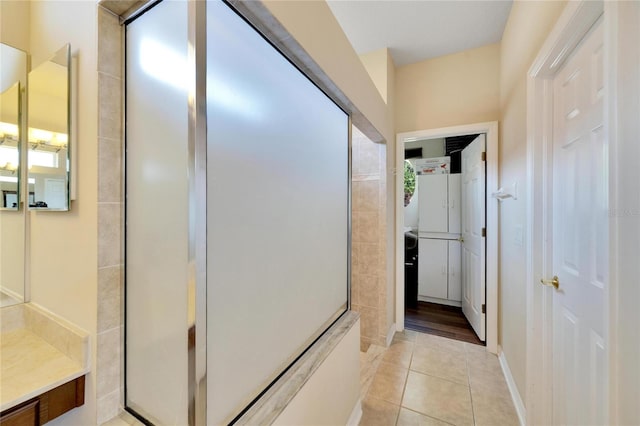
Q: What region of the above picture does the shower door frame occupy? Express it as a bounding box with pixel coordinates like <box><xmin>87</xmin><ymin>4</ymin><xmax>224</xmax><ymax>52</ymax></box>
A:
<box><xmin>121</xmin><ymin>1</ymin><xmax>208</xmax><ymax>424</ymax></box>
<box><xmin>122</xmin><ymin>1</ymin><xmax>355</xmax><ymax>425</ymax></box>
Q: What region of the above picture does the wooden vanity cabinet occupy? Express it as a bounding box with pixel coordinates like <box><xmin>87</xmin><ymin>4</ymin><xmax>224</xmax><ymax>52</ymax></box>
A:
<box><xmin>0</xmin><ymin>376</ymin><xmax>85</xmax><ymax>426</ymax></box>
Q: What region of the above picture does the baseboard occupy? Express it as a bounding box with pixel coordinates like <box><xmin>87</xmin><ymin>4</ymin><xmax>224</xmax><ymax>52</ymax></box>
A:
<box><xmin>0</xmin><ymin>286</ymin><xmax>24</xmax><ymax>303</ymax></box>
<box><xmin>498</xmin><ymin>349</ymin><xmax>526</xmax><ymax>426</ymax></box>
<box><xmin>346</xmin><ymin>397</ymin><xmax>362</xmax><ymax>426</ymax></box>
<box><xmin>386</xmin><ymin>323</ymin><xmax>396</xmax><ymax>347</ymax></box>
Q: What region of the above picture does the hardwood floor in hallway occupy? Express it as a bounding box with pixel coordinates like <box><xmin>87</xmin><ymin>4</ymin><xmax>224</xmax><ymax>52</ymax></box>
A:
<box><xmin>404</xmin><ymin>302</ymin><xmax>484</xmax><ymax>346</ymax></box>
<box><xmin>359</xmin><ymin>329</ymin><xmax>519</xmax><ymax>426</ymax></box>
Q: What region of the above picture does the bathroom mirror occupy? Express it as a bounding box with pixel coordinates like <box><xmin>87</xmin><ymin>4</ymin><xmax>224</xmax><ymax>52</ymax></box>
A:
<box><xmin>27</xmin><ymin>44</ymin><xmax>70</xmax><ymax>211</ymax></box>
<box><xmin>0</xmin><ymin>83</ymin><xmax>21</xmax><ymax>209</ymax></box>
<box><xmin>0</xmin><ymin>42</ymin><xmax>27</xmax><ymax>307</ymax></box>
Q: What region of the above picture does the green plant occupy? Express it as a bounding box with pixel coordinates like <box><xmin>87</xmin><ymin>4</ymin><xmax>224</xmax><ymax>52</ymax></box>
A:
<box><xmin>404</xmin><ymin>160</ymin><xmax>416</xmax><ymax>196</ymax></box>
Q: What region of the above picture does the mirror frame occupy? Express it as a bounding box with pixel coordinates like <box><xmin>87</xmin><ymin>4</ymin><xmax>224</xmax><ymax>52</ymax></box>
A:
<box><xmin>27</xmin><ymin>43</ymin><xmax>71</xmax><ymax>211</ymax></box>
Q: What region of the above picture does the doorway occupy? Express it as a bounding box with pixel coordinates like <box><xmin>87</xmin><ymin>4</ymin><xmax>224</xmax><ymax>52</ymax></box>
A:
<box><xmin>395</xmin><ymin>122</ymin><xmax>499</xmax><ymax>354</ymax></box>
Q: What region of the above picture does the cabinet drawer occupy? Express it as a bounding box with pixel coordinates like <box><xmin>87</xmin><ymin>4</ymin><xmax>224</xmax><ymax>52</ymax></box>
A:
<box><xmin>0</xmin><ymin>399</ymin><xmax>39</xmax><ymax>426</ymax></box>
<box><xmin>0</xmin><ymin>376</ymin><xmax>84</xmax><ymax>426</ymax></box>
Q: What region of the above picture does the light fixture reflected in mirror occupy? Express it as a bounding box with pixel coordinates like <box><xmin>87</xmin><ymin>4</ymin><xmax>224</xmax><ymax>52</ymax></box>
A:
<box><xmin>27</xmin><ymin>44</ymin><xmax>71</xmax><ymax>211</ymax></box>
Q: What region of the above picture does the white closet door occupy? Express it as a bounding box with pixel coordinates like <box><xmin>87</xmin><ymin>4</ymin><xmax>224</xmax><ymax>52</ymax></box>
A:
<box><xmin>448</xmin><ymin>240</ymin><xmax>462</xmax><ymax>301</ymax></box>
<box><xmin>418</xmin><ymin>239</ymin><xmax>448</xmax><ymax>299</ymax></box>
<box><xmin>461</xmin><ymin>134</ymin><xmax>486</xmax><ymax>341</ymax></box>
<box><xmin>448</xmin><ymin>174</ymin><xmax>461</xmax><ymax>234</ymax></box>
<box><xmin>418</xmin><ymin>174</ymin><xmax>448</xmax><ymax>233</ymax></box>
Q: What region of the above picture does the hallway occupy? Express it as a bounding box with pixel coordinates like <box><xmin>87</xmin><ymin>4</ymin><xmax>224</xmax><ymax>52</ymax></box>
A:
<box><xmin>360</xmin><ymin>330</ymin><xmax>519</xmax><ymax>426</ymax></box>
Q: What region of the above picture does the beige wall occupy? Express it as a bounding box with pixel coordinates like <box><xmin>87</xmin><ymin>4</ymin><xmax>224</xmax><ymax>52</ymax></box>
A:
<box><xmin>498</xmin><ymin>0</ymin><xmax>566</xmax><ymax>399</ymax></box>
<box><xmin>360</xmin><ymin>49</ymin><xmax>390</xmax><ymax>103</ymax></box>
<box><xmin>0</xmin><ymin>0</ymin><xmax>30</xmax><ymax>52</ymax></box>
<box><xmin>2</xmin><ymin>5</ymin><xmax>99</xmax><ymax>423</ymax></box>
<box><xmin>395</xmin><ymin>43</ymin><xmax>500</xmax><ymax>133</ymax></box>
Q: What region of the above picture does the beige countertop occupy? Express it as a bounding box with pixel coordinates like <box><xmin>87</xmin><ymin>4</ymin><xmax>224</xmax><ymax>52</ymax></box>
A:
<box><xmin>0</xmin><ymin>328</ymin><xmax>88</xmax><ymax>412</ymax></box>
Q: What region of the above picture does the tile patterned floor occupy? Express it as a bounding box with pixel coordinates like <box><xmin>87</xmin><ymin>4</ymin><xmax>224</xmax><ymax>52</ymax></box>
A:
<box><xmin>359</xmin><ymin>329</ymin><xmax>520</xmax><ymax>426</ymax></box>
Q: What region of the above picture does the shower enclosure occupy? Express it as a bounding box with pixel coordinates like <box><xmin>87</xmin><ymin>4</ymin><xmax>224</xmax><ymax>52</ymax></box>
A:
<box><xmin>124</xmin><ymin>1</ymin><xmax>350</xmax><ymax>424</ymax></box>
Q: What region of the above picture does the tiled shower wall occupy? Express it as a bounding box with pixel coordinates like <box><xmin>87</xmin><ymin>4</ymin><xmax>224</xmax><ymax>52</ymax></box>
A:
<box><xmin>351</xmin><ymin>128</ymin><xmax>388</xmax><ymax>349</ymax></box>
<box><xmin>96</xmin><ymin>2</ymin><xmax>129</xmax><ymax>424</ymax></box>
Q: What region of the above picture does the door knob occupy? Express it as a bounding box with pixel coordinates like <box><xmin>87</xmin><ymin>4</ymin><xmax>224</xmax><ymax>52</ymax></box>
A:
<box><xmin>540</xmin><ymin>275</ymin><xmax>560</xmax><ymax>289</ymax></box>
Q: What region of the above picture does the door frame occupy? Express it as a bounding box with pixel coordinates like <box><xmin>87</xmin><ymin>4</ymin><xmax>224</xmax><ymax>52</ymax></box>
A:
<box><xmin>525</xmin><ymin>1</ymin><xmax>623</xmax><ymax>424</ymax></box>
<box><xmin>395</xmin><ymin>121</ymin><xmax>499</xmax><ymax>354</ymax></box>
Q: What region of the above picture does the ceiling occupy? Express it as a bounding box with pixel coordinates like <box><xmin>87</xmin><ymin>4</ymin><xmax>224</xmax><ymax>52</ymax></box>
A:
<box><xmin>327</xmin><ymin>0</ymin><xmax>513</xmax><ymax>67</ymax></box>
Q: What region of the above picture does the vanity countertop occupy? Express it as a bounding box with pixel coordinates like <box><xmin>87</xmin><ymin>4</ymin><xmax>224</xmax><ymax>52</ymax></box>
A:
<box><xmin>0</xmin><ymin>327</ymin><xmax>88</xmax><ymax>412</ymax></box>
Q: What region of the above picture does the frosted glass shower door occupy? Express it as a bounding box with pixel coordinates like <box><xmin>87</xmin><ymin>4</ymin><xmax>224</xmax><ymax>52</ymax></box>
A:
<box><xmin>206</xmin><ymin>2</ymin><xmax>349</xmax><ymax>424</ymax></box>
<box><xmin>125</xmin><ymin>1</ymin><xmax>189</xmax><ymax>424</ymax></box>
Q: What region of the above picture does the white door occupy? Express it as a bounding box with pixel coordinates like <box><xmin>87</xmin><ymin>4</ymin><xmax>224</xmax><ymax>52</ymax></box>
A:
<box><xmin>418</xmin><ymin>174</ymin><xmax>448</xmax><ymax>233</ymax></box>
<box><xmin>461</xmin><ymin>134</ymin><xmax>486</xmax><ymax>341</ymax></box>
<box><xmin>418</xmin><ymin>238</ymin><xmax>448</xmax><ymax>299</ymax></box>
<box><xmin>550</xmin><ymin>18</ymin><xmax>606</xmax><ymax>425</ymax></box>
<box><xmin>448</xmin><ymin>174</ymin><xmax>461</xmax><ymax>234</ymax></box>
<box><xmin>448</xmin><ymin>240</ymin><xmax>461</xmax><ymax>302</ymax></box>
<box><xmin>43</xmin><ymin>178</ymin><xmax>66</xmax><ymax>209</ymax></box>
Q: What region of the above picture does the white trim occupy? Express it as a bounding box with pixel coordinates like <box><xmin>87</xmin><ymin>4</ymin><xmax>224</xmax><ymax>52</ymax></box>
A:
<box><xmin>604</xmin><ymin>2</ymin><xmax>640</xmax><ymax>423</ymax></box>
<box><xmin>525</xmin><ymin>1</ymin><xmax>609</xmax><ymax>425</ymax></box>
<box><xmin>395</xmin><ymin>121</ymin><xmax>499</xmax><ymax>355</ymax></box>
<box><xmin>499</xmin><ymin>349</ymin><xmax>526</xmax><ymax>426</ymax></box>
<box><xmin>417</xmin><ymin>295</ymin><xmax>461</xmax><ymax>308</ymax></box>
<box><xmin>346</xmin><ymin>398</ymin><xmax>362</xmax><ymax>426</ymax></box>
<box><xmin>386</xmin><ymin>323</ymin><xmax>396</xmax><ymax>347</ymax></box>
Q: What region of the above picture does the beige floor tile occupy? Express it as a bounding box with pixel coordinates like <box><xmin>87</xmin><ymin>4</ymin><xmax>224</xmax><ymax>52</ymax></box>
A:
<box><xmin>410</xmin><ymin>345</ymin><xmax>469</xmax><ymax>386</ymax></box>
<box><xmin>396</xmin><ymin>408</ymin><xmax>453</xmax><ymax>426</ymax></box>
<box><xmin>360</xmin><ymin>396</ymin><xmax>400</xmax><ymax>426</ymax></box>
<box><xmin>383</xmin><ymin>339</ymin><xmax>414</xmax><ymax>368</ymax></box>
<box><xmin>464</xmin><ymin>342</ymin><xmax>487</xmax><ymax>355</ymax></box>
<box><xmin>466</xmin><ymin>350</ymin><xmax>502</xmax><ymax>375</ymax></box>
<box><xmin>393</xmin><ymin>329</ymin><xmax>418</xmax><ymax>343</ymax></box>
<box><xmin>467</xmin><ymin>364</ymin><xmax>510</xmax><ymax>395</ymax></box>
<box><xmin>415</xmin><ymin>333</ymin><xmax>466</xmax><ymax>354</ymax></box>
<box><xmin>471</xmin><ymin>388</ymin><xmax>520</xmax><ymax>426</ymax></box>
<box><xmin>368</xmin><ymin>361</ymin><xmax>409</xmax><ymax>404</ymax></box>
<box><xmin>402</xmin><ymin>371</ymin><xmax>474</xmax><ymax>426</ymax></box>
<box><xmin>361</xmin><ymin>345</ymin><xmax>388</xmax><ymax>398</ymax></box>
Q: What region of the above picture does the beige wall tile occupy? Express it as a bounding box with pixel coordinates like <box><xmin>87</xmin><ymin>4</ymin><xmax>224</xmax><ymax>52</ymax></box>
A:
<box><xmin>97</xmin><ymin>388</ymin><xmax>122</xmax><ymax>425</ymax></box>
<box><xmin>99</xmin><ymin>0</ymin><xmax>141</xmax><ymax>16</ymax></box>
<box><xmin>98</xmin><ymin>73</ymin><xmax>122</xmax><ymax>140</ymax></box>
<box><xmin>97</xmin><ymin>326</ymin><xmax>122</xmax><ymax>397</ymax></box>
<box><xmin>98</xmin><ymin>203</ymin><xmax>123</xmax><ymax>268</ymax></box>
<box><xmin>360</xmin><ymin>306</ymin><xmax>378</xmax><ymax>339</ymax></box>
<box><xmin>98</xmin><ymin>138</ymin><xmax>123</xmax><ymax>203</ymax></box>
<box><xmin>353</xmin><ymin>211</ymin><xmax>379</xmax><ymax>244</ymax></box>
<box><xmin>351</xmin><ymin>274</ymin><xmax>361</xmax><ymax>307</ymax></box>
<box><xmin>359</xmin><ymin>275</ymin><xmax>378</xmax><ymax>308</ymax></box>
<box><xmin>98</xmin><ymin>7</ymin><xmax>122</xmax><ymax>78</ymax></box>
<box><xmin>98</xmin><ymin>265</ymin><xmax>123</xmax><ymax>333</ymax></box>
